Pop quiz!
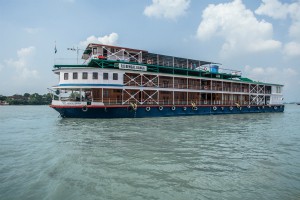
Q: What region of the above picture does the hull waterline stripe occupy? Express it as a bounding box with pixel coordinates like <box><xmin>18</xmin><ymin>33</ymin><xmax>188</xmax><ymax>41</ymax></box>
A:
<box><xmin>50</xmin><ymin>104</ymin><xmax>284</xmax><ymax>109</ymax></box>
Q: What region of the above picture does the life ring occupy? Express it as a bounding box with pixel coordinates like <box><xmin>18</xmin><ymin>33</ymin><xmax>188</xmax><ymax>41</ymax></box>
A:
<box><xmin>159</xmin><ymin>106</ymin><xmax>163</xmax><ymax>111</ymax></box>
<box><xmin>274</xmin><ymin>106</ymin><xmax>277</xmax><ymax>110</ymax></box>
<box><xmin>193</xmin><ymin>107</ymin><xmax>198</xmax><ymax>111</ymax></box>
<box><xmin>171</xmin><ymin>106</ymin><xmax>176</xmax><ymax>111</ymax></box>
<box><xmin>213</xmin><ymin>106</ymin><xmax>217</xmax><ymax>111</ymax></box>
<box><xmin>247</xmin><ymin>105</ymin><xmax>251</xmax><ymax>109</ymax></box>
<box><xmin>229</xmin><ymin>106</ymin><xmax>233</xmax><ymax>110</ymax></box>
<box><xmin>146</xmin><ymin>107</ymin><xmax>151</xmax><ymax>111</ymax></box>
<box><xmin>82</xmin><ymin>106</ymin><xmax>88</xmax><ymax>112</ymax></box>
<box><xmin>183</xmin><ymin>107</ymin><xmax>187</xmax><ymax>111</ymax></box>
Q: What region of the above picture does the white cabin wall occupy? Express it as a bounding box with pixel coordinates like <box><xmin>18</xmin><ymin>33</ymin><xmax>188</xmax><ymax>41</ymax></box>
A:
<box><xmin>271</xmin><ymin>85</ymin><xmax>284</xmax><ymax>94</ymax></box>
<box><xmin>97</xmin><ymin>47</ymin><xmax>103</xmax><ymax>55</ymax></box>
<box><xmin>270</xmin><ymin>95</ymin><xmax>284</xmax><ymax>104</ymax></box>
<box><xmin>270</xmin><ymin>85</ymin><xmax>284</xmax><ymax>104</ymax></box>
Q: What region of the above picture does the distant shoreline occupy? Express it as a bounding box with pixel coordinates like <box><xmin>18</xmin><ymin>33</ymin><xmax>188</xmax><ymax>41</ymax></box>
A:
<box><xmin>0</xmin><ymin>104</ymin><xmax>50</xmax><ymax>106</ymax></box>
<box><xmin>0</xmin><ymin>93</ymin><xmax>52</xmax><ymax>106</ymax></box>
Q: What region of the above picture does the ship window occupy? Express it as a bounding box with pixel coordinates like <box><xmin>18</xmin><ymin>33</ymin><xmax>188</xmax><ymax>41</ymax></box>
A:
<box><xmin>82</xmin><ymin>72</ymin><xmax>88</xmax><ymax>79</ymax></box>
<box><xmin>113</xmin><ymin>73</ymin><xmax>118</xmax><ymax>80</ymax></box>
<box><xmin>64</xmin><ymin>73</ymin><xmax>68</xmax><ymax>80</ymax></box>
<box><xmin>73</xmin><ymin>72</ymin><xmax>78</xmax><ymax>79</ymax></box>
<box><xmin>103</xmin><ymin>73</ymin><xmax>108</xmax><ymax>80</ymax></box>
<box><xmin>93</xmin><ymin>72</ymin><xmax>98</xmax><ymax>80</ymax></box>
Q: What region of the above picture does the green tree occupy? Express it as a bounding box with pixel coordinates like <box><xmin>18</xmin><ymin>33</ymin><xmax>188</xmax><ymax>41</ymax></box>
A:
<box><xmin>2</xmin><ymin>93</ymin><xmax>53</xmax><ymax>105</ymax></box>
<box><xmin>24</xmin><ymin>93</ymin><xmax>30</xmax><ymax>98</ymax></box>
<box><xmin>0</xmin><ymin>95</ymin><xmax>7</xmax><ymax>101</ymax></box>
<box><xmin>28</xmin><ymin>93</ymin><xmax>42</xmax><ymax>105</ymax></box>
<box><xmin>42</xmin><ymin>93</ymin><xmax>52</xmax><ymax>104</ymax></box>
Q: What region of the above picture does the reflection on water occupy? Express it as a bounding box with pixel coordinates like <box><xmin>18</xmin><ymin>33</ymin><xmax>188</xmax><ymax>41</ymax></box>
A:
<box><xmin>0</xmin><ymin>105</ymin><xmax>300</xmax><ymax>200</ymax></box>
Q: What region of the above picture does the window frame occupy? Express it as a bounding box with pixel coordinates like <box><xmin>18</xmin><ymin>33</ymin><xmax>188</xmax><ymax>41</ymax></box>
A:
<box><xmin>113</xmin><ymin>73</ymin><xmax>118</xmax><ymax>80</ymax></box>
<box><xmin>103</xmin><ymin>72</ymin><xmax>109</xmax><ymax>80</ymax></box>
<box><xmin>73</xmin><ymin>72</ymin><xmax>78</xmax><ymax>80</ymax></box>
<box><xmin>82</xmin><ymin>72</ymin><xmax>88</xmax><ymax>79</ymax></box>
<box><xmin>64</xmin><ymin>73</ymin><xmax>69</xmax><ymax>80</ymax></box>
<box><xmin>92</xmin><ymin>72</ymin><xmax>98</xmax><ymax>80</ymax></box>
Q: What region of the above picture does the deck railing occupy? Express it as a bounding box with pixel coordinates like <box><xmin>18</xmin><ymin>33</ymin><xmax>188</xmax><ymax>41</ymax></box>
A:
<box><xmin>123</xmin><ymin>82</ymin><xmax>256</xmax><ymax>93</ymax></box>
<box><xmin>92</xmin><ymin>99</ymin><xmax>256</xmax><ymax>106</ymax></box>
<box><xmin>59</xmin><ymin>97</ymin><xmax>268</xmax><ymax>106</ymax></box>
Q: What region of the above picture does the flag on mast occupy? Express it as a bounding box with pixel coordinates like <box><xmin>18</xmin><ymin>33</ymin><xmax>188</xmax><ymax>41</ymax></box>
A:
<box><xmin>54</xmin><ymin>41</ymin><xmax>57</xmax><ymax>54</ymax></box>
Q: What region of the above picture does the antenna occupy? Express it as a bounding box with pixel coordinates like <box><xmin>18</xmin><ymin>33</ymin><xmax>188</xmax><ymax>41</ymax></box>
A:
<box><xmin>67</xmin><ymin>46</ymin><xmax>82</xmax><ymax>64</ymax></box>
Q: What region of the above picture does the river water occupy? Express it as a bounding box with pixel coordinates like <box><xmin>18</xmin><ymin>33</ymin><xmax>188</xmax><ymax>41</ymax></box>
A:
<box><xmin>0</xmin><ymin>105</ymin><xmax>299</xmax><ymax>200</ymax></box>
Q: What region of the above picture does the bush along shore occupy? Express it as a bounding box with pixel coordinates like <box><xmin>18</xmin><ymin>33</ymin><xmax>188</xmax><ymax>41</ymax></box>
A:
<box><xmin>0</xmin><ymin>93</ymin><xmax>52</xmax><ymax>105</ymax></box>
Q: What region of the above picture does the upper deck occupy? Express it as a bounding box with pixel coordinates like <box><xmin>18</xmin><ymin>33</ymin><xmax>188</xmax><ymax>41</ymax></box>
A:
<box><xmin>54</xmin><ymin>43</ymin><xmax>282</xmax><ymax>86</ymax></box>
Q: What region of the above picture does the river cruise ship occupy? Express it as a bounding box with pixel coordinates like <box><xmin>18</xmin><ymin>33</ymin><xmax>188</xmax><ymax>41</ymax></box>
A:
<box><xmin>49</xmin><ymin>43</ymin><xmax>284</xmax><ymax>118</ymax></box>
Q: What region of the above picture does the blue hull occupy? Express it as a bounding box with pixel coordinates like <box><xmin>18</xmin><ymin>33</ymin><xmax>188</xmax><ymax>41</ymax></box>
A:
<box><xmin>52</xmin><ymin>105</ymin><xmax>284</xmax><ymax>118</ymax></box>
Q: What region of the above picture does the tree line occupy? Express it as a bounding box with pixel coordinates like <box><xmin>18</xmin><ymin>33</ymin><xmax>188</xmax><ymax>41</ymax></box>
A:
<box><xmin>0</xmin><ymin>93</ymin><xmax>52</xmax><ymax>105</ymax></box>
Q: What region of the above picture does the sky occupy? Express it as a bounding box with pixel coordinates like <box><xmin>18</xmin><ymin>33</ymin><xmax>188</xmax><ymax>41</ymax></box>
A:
<box><xmin>0</xmin><ymin>0</ymin><xmax>299</xmax><ymax>102</ymax></box>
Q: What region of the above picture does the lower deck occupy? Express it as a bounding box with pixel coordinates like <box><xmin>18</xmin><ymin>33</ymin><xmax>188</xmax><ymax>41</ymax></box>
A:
<box><xmin>54</xmin><ymin>87</ymin><xmax>275</xmax><ymax>106</ymax></box>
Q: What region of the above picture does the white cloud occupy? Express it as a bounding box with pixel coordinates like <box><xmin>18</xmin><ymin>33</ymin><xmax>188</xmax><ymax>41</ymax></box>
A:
<box><xmin>244</xmin><ymin>65</ymin><xmax>300</xmax><ymax>101</ymax></box>
<box><xmin>5</xmin><ymin>46</ymin><xmax>38</xmax><ymax>79</ymax></box>
<box><xmin>255</xmin><ymin>0</ymin><xmax>300</xmax><ymax>39</ymax></box>
<box><xmin>244</xmin><ymin>65</ymin><xmax>298</xmax><ymax>84</ymax></box>
<box><xmin>24</xmin><ymin>27</ymin><xmax>41</xmax><ymax>34</ymax></box>
<box><xmin>196</xmin><ymin>0</ymin><xmax>281</xmax><ymax>57</ymax></box>
<box><xmin>255</xmin><ymin>0</ymin><xmax>290</xmax><ymax>19</ymax></box>
<box><xmin>288</xmin><ymin>2</ymin><xmax>300</xmax><ymax>39</ymax></box>
<box><xmin>79</xmin><ymin>33</ymin><xmax>119</xmax><ymax>47</ymax></box>
<box><xmin>255</xmin><ymin>0</ymin><xmax>300</xmax><ymax>21</ymax></box>
<box><xmin>289</xmin><ymin>21</ymin><xmax>300</xmax><ymax>40</ymax></box>
<box><xmin>255</xmin><ymin>0</ymin><xmax>300</xmax><ymax>57</ymax></box>
<box><xmin>283</xmin><ymin>42</ymin><xmax>300</xmax><ymax>57</ymax></box>
<box><xmin>144</xmin><ymin>0</ymin><xmax>190</xmax><ymax>20</ymax></box>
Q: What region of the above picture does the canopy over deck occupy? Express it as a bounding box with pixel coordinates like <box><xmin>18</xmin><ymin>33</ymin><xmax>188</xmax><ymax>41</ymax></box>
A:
<box><xmin>82</xmin><ymin>43</ymin><xmax>219</xmax><ymax>69</ymax></box>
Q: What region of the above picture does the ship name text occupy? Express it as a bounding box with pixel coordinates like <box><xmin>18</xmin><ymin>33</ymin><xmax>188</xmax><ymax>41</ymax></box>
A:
<box><xmin>118</xmin><ymin>63</ymin><xmax>147</xmax><ymax>71</ymax></box>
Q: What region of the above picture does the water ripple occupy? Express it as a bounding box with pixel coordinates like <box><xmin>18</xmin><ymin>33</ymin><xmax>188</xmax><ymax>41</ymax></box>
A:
<box><xmin>1</xmin><ymin>105</ymin><xmax>300</xmax><ymax>200</ymax></box>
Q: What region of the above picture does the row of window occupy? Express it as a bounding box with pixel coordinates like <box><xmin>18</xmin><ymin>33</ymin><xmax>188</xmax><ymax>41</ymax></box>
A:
<box><xmin>64</xmin><ymin>72</ymin><xmax>118</xmax><ymax>81</ymax></box>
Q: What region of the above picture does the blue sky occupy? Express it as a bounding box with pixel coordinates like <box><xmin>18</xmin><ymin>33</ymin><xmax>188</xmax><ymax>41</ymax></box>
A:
<box><xmin>0</xmin><ymin>0</ymin><xmax>299</xmax><ymax>102</ymax></box>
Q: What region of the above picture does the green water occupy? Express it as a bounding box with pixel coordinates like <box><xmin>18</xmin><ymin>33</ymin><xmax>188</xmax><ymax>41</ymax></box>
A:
<box><xmin>0</xmin><ymin>105</ymin><xmax>300</xmax><ymax>200</ymax></box>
